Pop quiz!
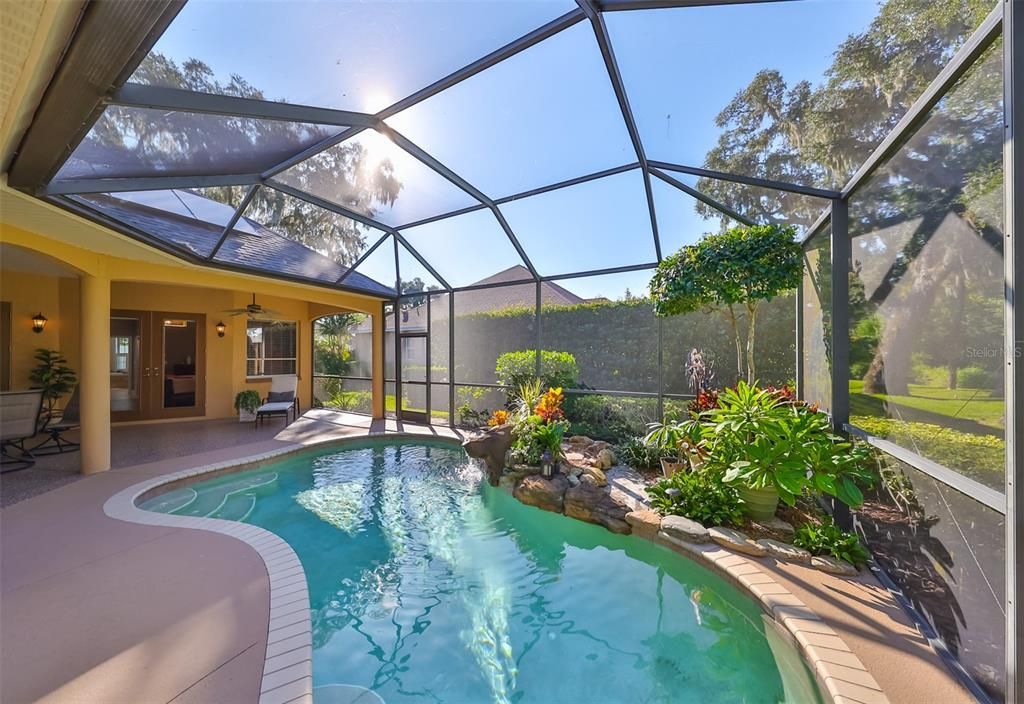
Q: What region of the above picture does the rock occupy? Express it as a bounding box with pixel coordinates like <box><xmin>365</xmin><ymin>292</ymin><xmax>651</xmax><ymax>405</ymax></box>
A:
<box><xmin>564</xmin><ymin>483</ymin><xmax>631</xmax><ymax>534</ymax></box>
<box><xmin>582</xmin><ymin>466</ymin><xmax>607</xmax><ymax>487</ymax></box>
<box><xmin>594</xmin><ymin>448</ymin><xmax>615</xmax><ymax>469</ymax></box>
<box><xmin>567</xmin><ymin>473</ymin><xmax>581</xmax><ymax>487</ymax></box>
<box><xmin>625</xmin><ymin>510</ymin><xmax>662</xmax><ymax>539</ymax></box>
<box><xmin>757</xmin><ymin>539</ymin><xmax>811</xmax><ymax>564</ymax></box>
<box><xmin>752</xmin><ymin>516</ymin><xmax>796</xmax><ymax>540</ymax></box>
<box><xmin>513</xmin><ymin>474</ymin><xmax>569</xmax><ymax>513</ymax></box>
<box><xmin>462</xmin><ymin>425</ymin><xmax>513</xmax><ymax>486</ymax></box>
<box><xmin>708</xmin><ymin>526</ymin><xmax>767</xmax><ymax>557</ymax></box>
<box><xmin>588</xmin><ymin>440</ymin><xmax>611</xmax><ymax>454</ymax></box>
<box><xmin>568</xmin><ymin>435</ymin><xmax>591</xmax><ymax>445</ymax></box>
<box><xmin>498</xmin><ymin>465</ymin><xmax>533</xmax><ymax>493</ymax></box>
<box><xmin>607</xmin><ymin>466</ymin><xmax>651</xmax><ymax>511</ymax></box>
<box><xmin>580</xmin><ymin>473</ymin><xmax>600</xmax><ymax>487</ymax></box>
<box><xmin>564</xmin><ymin>451</ymin><xmax>586</xmax><ymax>464</ymax></box>
<box><xmin>810</xmin><ymin>555</ymin><xmax>859</xmax><ymax>576</ymax></box>
<box><xmin>661</xmin><ymin>515</ymin><xmax>711</xmax><ymax>543</ymax></box>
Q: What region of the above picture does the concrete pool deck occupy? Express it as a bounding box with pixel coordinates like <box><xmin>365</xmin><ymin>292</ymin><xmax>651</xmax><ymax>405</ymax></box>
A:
<box><xmin>0</xmin><ymin>411</ymin><xmax>972</xmax><ymax>703</ymax></box>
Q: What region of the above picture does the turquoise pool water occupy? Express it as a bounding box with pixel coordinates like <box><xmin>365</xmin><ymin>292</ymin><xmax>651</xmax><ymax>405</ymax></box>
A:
<box><xmin>141</xmin><ymin>440</ymin><xmax>820</xmax><ymax>704</ymax></box>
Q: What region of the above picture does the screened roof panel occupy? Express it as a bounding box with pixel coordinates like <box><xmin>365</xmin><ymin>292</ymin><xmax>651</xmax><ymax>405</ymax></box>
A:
<box><xmin>237</xmin><ymin>186</ymin><xmax>388</xmax><ymax>269</ymax></box>
<box><xmin>399</xmin><ymin>208</ymin><xmax>527</xmax><ymax>288</ymax></box>
<box><xmin>651</xmin><ymin>177</ymin><xmax>739</xmax><ymax>256</ymax></box>
<box><xmin>672</xmin><ymin>172</ymin><xmax>827</xmax><ymax>234</ymax></box>
<box><xmin>398</xmin><ymin>240</ymin><xmax>444</xmax><ymax>294</ymax></box>
<box><xmin>608</xmin><ymin>1</ymin><xmax>991</xmax><ymax>189</ymax></box>
<box><xmin>385</xmin><ymin>21</ymin><xmax>634</xmax><ymax>199</ymax></box>
<box><xmin>274</xmin><ymin>129</ymin><xmax>477</xmax><ymax>228</ymax></box>
<box><xmin>130</xmin><ymin>0</ymin><xmax>576</xmax><ymax>114</ymax></box>
<box><xmin>54</xmin><ymin>106</ymin><xmax>345</xmax><ymax>182</ymax></box>
<box><xmin>498</xmin><ymin>169</ymin><xmax>655</xmax><ymax>276</ymax></box>
<box><xmin>67</xmin><ymin>189</ymin><xmax>242</xmax><ymax>257</ymax></box>
<box><xmin>347</xmin><ymin>236</ymin><xmax>397</xmax><ymax>296</ymax></box>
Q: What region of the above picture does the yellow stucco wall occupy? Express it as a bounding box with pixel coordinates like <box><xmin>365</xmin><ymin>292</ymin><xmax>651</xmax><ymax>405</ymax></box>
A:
<box><xmin>1</xmin><ymin>223</ymin><xmax>385</xmax><ymax>420</ymax></box>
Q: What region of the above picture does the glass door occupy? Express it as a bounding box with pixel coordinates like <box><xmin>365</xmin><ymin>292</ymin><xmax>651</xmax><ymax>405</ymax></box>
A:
<box><xmin>110</xmin><ymin>311</ymin><xmax>206</xmax><ymax>421</ymax></box>
<box><xmin>399</xmin><ymin>333</ymin><xmax>428</xmax><ymax>423</ymax></box>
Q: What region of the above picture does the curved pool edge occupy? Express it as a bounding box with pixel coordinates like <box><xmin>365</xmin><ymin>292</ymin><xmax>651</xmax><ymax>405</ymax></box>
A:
<box><xmin>103</xmin><ymin>433</ymin><xmax>888</xmax><ymax>704</ymax></box>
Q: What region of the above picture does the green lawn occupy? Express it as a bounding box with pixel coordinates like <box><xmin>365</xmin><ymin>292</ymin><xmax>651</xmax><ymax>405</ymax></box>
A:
<box><xmin>385</xmin><ymin>394</ymin><xmax>450</xmax><ymax>420</ymax></box>
<box><xmin>849</xmin><ymin>380</ymin><xmax>1004</xmax><ymax>433</ymax></box>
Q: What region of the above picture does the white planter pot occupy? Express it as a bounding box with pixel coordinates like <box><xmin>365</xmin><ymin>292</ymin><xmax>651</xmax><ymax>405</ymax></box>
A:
<box><xmin>239</xmin><ymin>409</ymin><xmax>257</xmax><ymax>423</ymax></box>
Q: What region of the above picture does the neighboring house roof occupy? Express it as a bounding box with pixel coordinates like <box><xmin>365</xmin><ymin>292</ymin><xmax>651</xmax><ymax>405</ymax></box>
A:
<box><xmin>68</xmin><ymin>191</ymin><xmax>395</xmax><ymax>297</ymax></box>
<box><xmin>360</xmin><ymin>265</ymin><xmax>588</xmax><ymax>333</ymax></box>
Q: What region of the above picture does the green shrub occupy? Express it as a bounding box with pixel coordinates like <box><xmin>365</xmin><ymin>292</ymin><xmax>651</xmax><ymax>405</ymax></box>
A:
<box><xmin>564</xmin><ymin>394</ymin><xmax>654</xmax><ymax>443</ymax></box>
<box><xmin>956</xmin><ymin>365</ymin><xmax>992</xmax><ymax>389</ymax></box>
<box><xmin>328</xmin><ymin>390</ymin><xmax>372</xmax><ymax>413</ymax></box>
<box><xmin>495</xmin><ymin>350</ymin><xmax>579</xmax><ymax>404</ymax></box>
<box><xmin>617</xmin><ymin>437</ymin><xmax>672</xmax><ymax>471</ymax></box>
<box><xmin>850</xmin><ymin>415</ymin><xmax>1004</xmax><ymax>488</ymax></box>
<box><xmin>646</xmin><ymin>469</ymin><xmax>744</xmax><ymax>527</ymax></box>
<box><xmin>792</xmin><ymin>518</ymin><xmax>870</xmax><ymax>566</ymax></box>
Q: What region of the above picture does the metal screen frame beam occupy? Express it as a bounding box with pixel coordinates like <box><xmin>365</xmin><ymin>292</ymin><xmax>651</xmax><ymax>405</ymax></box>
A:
<box><xmin>650</xmin><ymin>160</ymin><xmax>839</xmax><ymax>200</ymax></box>
<box><xmin>111</xmin><ymin>83</ymin><xmax>378</xmax><ymax>127</ymax></box>
<box><xmin>43</xmin><ymin>173</ymin><xmax>262</xmax><ymax>196</ymax></box>
<box><xmin>650</xmin><ymin>168</ymin><xmax>757</xmax><ymax>226</ymax></box>
<box><xmin>337</xmin><ymin>233</ymin><xmax>392</xmax><ymax>286</ymax></box>
<box><xmin>209</xmin><ymin>183</ymin><xmax>258</xmax><ymax>260</ymax></box>
<box><xmin>828</xmin><ymin>198</ymin><xmax>849</xmax><ymax>433</ymax></box>
<box><xmin>577</xmin><ymin>0</ymin><xmax>662</xmax><ymax>260</ymax></box>
<box><xmin>599</xmin><ymin>0</ymin><xmax>795</xmax><ymax>10</ymax></box>
<box><xmin>1006</xmin><ymin>0</ymin><xmax>1022</xmax><ymax>699</ymax></box>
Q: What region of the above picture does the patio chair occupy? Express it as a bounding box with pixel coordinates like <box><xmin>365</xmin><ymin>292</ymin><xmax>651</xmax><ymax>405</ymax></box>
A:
<box><xmin>255</xmin><ymin>375</ymin><xmax>300</xmax><ymax>429</ymax></box>
<box><xmin>33</xmin><ymin>385</ymin><xmax>80</xmax><ymax>455</ymax></box>
<box><xmin>1</xmin><ymin>390</ymin><xmax>45</xmax><ymax>473</ymax></box>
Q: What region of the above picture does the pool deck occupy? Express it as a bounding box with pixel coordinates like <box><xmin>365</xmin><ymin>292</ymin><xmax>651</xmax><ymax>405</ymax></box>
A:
<box><xmin>0</xmin><ymin>411</ymin><xmax>971</xmax><ymax>704</ymax></box>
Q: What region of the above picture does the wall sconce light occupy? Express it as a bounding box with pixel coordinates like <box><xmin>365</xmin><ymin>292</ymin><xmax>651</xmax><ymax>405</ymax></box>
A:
<box><xmin>31</xmin><ymin>312</ymin><xmax>48</xmax><ymax>334</ymax></box>
<box><xmin>215</xmin><ymin>321</ymin><xmax>227</xmax><ymax>338</ymax></box>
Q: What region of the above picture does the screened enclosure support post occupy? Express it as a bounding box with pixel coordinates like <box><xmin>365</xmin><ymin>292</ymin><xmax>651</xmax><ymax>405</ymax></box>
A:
<box><xmin>795</xmin><ymin>274</ymin><xmax>804</xmax><ymax>400</ymax></box>
<box><xmin>425</xmin><ymin>295</ymin><xmax>432</xmax><ymax>423</ymax></box>
<box><xmin>828</xmin><ymin>198</ymin><xmax>850</xmax><ymax>433</ymax></box>
<box><xmin>1005</xmin><ymin>0</ymin><xmax>1022</xmax><ymax>699</ymax></box>
<box><xmin>372</xmin><ymin>303</ymin><xmax>386</xmax><ymax>419</ymax></box>
<box><xmin>394</xmin><ymin>237</ymin><xmax>402</xmax><ymax>422</ymax></box>
<box><xmin>535</xmin><ymin>282</ymin><xmax>542</xmax><ymax>381</ymax></box>
<box><xmin>449</xmin><ymin>293</ymin><xmax>455</xmax><ymax>427</ymax></box>
<box><xmin>657</xmin><ymin>316</ymin><xmax>664</xmax><ymax>422</ymax></box>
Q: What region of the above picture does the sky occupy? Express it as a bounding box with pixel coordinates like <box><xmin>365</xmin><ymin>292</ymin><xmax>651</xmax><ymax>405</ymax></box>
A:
<box><xmin>136</xmin><ymin>0</ymin><xmax>882</xmax><ymax>300</ymax></box>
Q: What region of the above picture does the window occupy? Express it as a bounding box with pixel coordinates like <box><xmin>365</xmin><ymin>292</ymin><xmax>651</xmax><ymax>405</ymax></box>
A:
<box><xmin>247</xmin><ymin>320</ymin><xmax>297</xmax><ymax>377</ymax></box>
<box><xmin>111</xmin><ymin>336</ymin><xmax>130</xmax><ymax>373</ymax></box>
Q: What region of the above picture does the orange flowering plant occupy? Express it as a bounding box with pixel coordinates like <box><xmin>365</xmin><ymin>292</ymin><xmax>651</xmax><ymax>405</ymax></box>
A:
<box><xmin>488</xmin><ymin>409</ymin><xmax>510</xmax><ymax>427</ymax></box>
<box><xmin>533</xmin><ymin>387</ymin><xmax>565</xmax><ymax>423</ymax></box>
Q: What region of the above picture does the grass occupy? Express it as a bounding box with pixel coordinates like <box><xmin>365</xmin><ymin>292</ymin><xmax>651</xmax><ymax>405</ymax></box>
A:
<box><xmin>849</xmin><ymin>380</ymin><xmax>1004</xmax><ymax>433</ymax></box>
<box><xmin>385</xmin><ymin>394</ymin><xmax>449</xmax><ymax>421</ymax></box>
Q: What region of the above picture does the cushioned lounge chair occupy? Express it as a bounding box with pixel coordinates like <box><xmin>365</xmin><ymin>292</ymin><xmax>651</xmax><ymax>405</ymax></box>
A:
<box><xmin>1</xmin><ymin>390</ymin><xmax>44</xmax><ymax>473</ymax></box>
<box><xmin>255</xmin><ymin>375</ymin><xmax>299</xmax><ymax>428</ymax></box>
<box><xmin>33</xmin><ymin>385</ymin><xmax>80</xmax><ymax>455</ymax></box>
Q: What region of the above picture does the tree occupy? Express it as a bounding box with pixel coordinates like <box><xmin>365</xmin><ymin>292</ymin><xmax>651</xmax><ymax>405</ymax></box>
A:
<box><xmin>313</xmin><ymin>313</ymin><xmax>366</xmax><ymax>376</ymax></box>
<box><xmin>650</xmin><ymin>225</ymin><xmax>801</xmax><ymax>384</ymax></box>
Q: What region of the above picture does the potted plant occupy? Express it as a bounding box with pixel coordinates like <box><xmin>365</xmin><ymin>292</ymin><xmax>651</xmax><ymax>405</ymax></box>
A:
<box><xmin>701</xmin><ymin>381</ymin><xmax>874</xmax><ymax>520</ymax></box>
<box><xmin>29</xmin><ymin>348</ymin><xmax>77</xmax><ymax>418</ymax></box>
<box><xmin>643</xmin><ymin>419</ymin><xmax>703</xmax><ymax>477</ymax></box>
<box><xmin>234</xmin><ymin>390</ymin><xmax>261</xmax><ymax>423</ymax></box>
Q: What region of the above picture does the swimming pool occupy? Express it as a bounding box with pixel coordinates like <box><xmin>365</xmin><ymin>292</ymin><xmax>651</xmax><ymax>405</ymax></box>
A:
<box><xmin>141</xmin><ymin>439</ymin><xmax>821</xmax><ymax>704</ymax></box>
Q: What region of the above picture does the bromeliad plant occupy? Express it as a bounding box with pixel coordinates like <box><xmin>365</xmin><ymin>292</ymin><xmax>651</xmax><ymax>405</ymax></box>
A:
<box><xmin>508</xmin><ymin>382</ymin><xmax>569</xmax><ymax>467</ymax></box>
<box><xmin>643</xmin><ymin>417</ymin><xmax>705</xmax><ymax>476</ymax></box>
<box><xmin>701</xmin><ymin>381</ymin><xmax>875</xmax><ymax>513</ymax></box>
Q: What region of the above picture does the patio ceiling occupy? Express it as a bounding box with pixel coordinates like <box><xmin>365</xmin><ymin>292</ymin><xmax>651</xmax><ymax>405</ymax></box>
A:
<box><xmin>5</xmin><ymin>0</ymin><xmax>993</xmax><ymax>299</ymax></box>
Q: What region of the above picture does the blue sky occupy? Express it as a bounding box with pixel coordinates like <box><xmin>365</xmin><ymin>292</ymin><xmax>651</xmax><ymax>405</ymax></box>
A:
<box><xmin>140</xmin><ymin>0</ymin><xmax>881</xmax><ymax>300</ymax></box>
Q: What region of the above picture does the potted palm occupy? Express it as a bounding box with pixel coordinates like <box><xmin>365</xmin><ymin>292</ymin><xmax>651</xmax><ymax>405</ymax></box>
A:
<box><xmin>644</xmin><ymin>419</ymin><xmax>703</xmax><ymax>478</ymax></box>
<box><xmin>234</xmin><ymin>390</ymin><xmax>261</xmax><ymax>423</ymax></box>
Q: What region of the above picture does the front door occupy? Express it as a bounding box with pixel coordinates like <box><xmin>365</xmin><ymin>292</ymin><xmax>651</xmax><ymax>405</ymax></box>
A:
<box><xmin>111</xmin><ymin>310</ymin><xmax>206</xmax><ymax>421</ymax></box>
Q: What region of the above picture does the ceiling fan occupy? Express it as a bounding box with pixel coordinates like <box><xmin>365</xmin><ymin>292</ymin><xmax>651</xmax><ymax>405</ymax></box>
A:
<box><xmin>223</xmin><ymin>294</ymin><xmax>284</xmax><ymax>319</ymax></box>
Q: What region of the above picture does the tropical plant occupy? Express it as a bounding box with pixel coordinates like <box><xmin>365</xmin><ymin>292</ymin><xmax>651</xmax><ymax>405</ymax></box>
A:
<box><xmin>702</xmin><ymin>381</ymin><xmax>875</xmax><ymax>507</ymax></box>
<box><xmin>234</xmin><ymin>389</ymin><xmax>261</xmax><ymax>414</ymax></box>
<box><xmin>617</xmin><ymin>437</ymin><xmax>673</xmax><ymax>471</ymax></box>
<box><xmin>488</xmin><ymin>409</ymin><xmax>510</xmax><ymax>427</ymax></box>
<box><xmin>29</xmin><ymin>349</ymin><xmax>77</xmax><ymax>413</ymax></box>
<box><xmin>792</xmin><ymin>518</ymin><xmax>870</xmax><ymax>566</ymax></box>
<box><xmin>649</xmin><ymin>224</ymin><xmax>801</xmax><ymax>383</ymax></box>
<box><xmin>647</xmin><ymin>469</ymin><xmax>744</xmax><ymax>527</ymax></box>
<box><xmin>643</xmin><ymin>418</ymin><xmax>703</xmax><ymax>462</ymax></box>
<box><xmin>534</xmin><ymin>387</ymin><xmax>565</xmax><ymax>423</ymax></box>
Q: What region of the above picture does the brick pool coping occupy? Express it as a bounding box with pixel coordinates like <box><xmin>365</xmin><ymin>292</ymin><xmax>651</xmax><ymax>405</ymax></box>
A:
<box><xmin>105</xmin><ymin>432</ymin><xmax>888</xmax><ymax>704</ymax></box>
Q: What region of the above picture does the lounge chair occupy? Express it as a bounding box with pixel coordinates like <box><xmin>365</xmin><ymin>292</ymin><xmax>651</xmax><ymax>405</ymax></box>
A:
<box><xmin>1</xmin><ymin>390</ymin><xmax>44</xmax><ymax>473</ymax></box>
<box><xmin>255</xmin><ymin>375</ymin><xmax>300</xmax><ymax>428</ymax></box>
<box><xmin>33</xmin><ymin>385</ymin><xmax>80</xmax><ymax>455</ymax></box>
